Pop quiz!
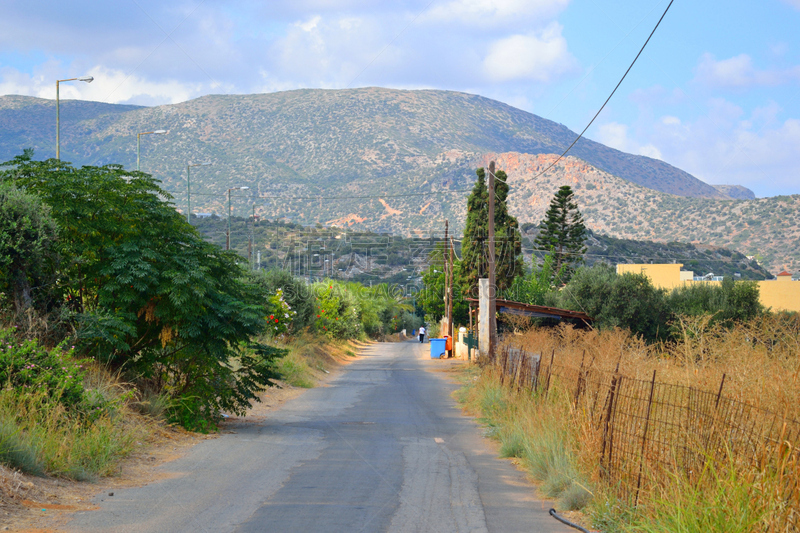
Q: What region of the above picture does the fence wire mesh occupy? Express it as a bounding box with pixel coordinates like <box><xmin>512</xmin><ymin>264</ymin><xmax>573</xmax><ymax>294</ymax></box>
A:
<box><xmin>494</xmin><ymin>343</ymin><xmax>800</xmax><ymax>522</ymax></box>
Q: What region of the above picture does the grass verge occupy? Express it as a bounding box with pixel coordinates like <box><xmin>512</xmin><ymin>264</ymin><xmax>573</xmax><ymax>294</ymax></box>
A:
<box><xmin>456</xmin><ymin>366</ymin><xmax>595</xmax><ymax>513</ymax></box>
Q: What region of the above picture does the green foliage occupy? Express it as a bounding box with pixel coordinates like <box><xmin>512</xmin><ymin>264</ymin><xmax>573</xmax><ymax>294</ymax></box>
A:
<box><xmin>459</xmin><ymin>167</ymin><xmax>524</xmax><ymax>299</ymax></box>
<box><xmin>0</xmin><ymin>182</ymin><xmax>59</xmax><ymax>313</ymax></box>
<box><xmin>503</xmin><ymin>253</ymin><xmax>561</xmax><ymax>305</ymax></box>
<box><xmin>534</xmin><ymin>185</ymin><xmax>587</xmax><ymax>283</ymax></box>
<box><xmin>558</xmin><ymin>265</ymin><xmax>763</xmax><ymax>343</ymax></box>
<box><xmin>312</xmin><ymin>281</ymin><xmax>362</xmax><ymax>338</ymax></box>
<box><xmin>0</xmin><ymin>155</ymin><xmax>284</xmax><ymax>430</ymax></box>
<box><xmin>248</xmin><ymin>269</ymin><xmax>315</xmax><ymax>330</ymax></box>
<box><xmin>420</xmin><ymin>262</ymin><xmax>445</xmax><ymax>322</ymax></box>
<box><xmin>667</xmin><ymin>278</ymin><xmax>762</xmax><ymax>326</ymax></box>
<box><xmin>0</xmin><ymin>328</ymin><xmax>89</xmax><ymax>411</ymax></box>
<box><xmin>558</xmin><ymin>264</ymin><xmax>670</xmax><ymax>342</ymax></box>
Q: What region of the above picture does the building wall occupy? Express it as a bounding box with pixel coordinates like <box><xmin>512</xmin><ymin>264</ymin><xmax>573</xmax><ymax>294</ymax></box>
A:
<box><xmin>616</xmin><ymin>264</ymin><xmax>800</xmax><ymax>313</ymax></box>
<box><xmin>758</xmin><ymin>276</ymin><xmax>800</xmax><ymax>312</ymax></box>
<box><xmin>616</xmin><ymin>263</ymin><xmax>686</xmax><ymax>290</ymax></box>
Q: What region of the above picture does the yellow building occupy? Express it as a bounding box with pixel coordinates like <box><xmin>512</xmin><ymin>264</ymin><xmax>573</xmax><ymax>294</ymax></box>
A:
<box><xmin>616</xmin><ymin>264</ymin><xmax>800</xmax><ymax>313</ymax></box>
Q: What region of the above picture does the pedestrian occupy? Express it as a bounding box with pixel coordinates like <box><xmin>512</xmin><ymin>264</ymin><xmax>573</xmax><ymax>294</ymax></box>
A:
<box><xmin>418</xmin><ymin>326</ymin><xmax>426</xmax><ymax>343</ymax></box>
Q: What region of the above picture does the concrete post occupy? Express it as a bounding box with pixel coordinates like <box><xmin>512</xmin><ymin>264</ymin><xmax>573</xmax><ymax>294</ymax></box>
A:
<box><xmin>479</xmin><ymin>278</ymin><xmax>491</xmax><ymax>357</ymax></box>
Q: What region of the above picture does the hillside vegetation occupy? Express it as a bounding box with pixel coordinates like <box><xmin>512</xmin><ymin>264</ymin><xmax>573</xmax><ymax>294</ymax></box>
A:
<box><xmin>495</xmin><ymin>153</ymin><xmax>800</xmax><ymax>273</ymax></box>
<box><xmin>1</xmin><ymin>89</ymin><xmax>793</xmax><ymax>272</ymax></box>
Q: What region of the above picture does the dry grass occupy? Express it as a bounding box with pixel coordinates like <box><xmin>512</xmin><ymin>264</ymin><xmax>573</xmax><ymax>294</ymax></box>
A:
<box><xmin>491</xmin><ymin>314</ymin><xmax>800</xmax><ymax>532</ymax></box>
<box><xmin>507</xmin><ymin>313</ymin><xmax>800</xmax><ymax>419</ymax></box>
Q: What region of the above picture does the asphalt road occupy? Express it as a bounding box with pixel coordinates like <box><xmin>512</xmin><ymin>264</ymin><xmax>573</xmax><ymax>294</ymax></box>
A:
<box><xmin>66</xmin><ymin>341</ymin><xmax>569</xmax><ymax>533</ymax></box>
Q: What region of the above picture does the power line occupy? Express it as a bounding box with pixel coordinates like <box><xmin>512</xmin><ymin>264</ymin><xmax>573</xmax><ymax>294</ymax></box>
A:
<box><xmin>531</xmin><ymin>0</ymin><xmax>675</xmax><ymax>181</ymax></box>
<box><xmin>185</xmin><ymin>189</ymin><xmax>472</xmax><ymax>200</ymax></box>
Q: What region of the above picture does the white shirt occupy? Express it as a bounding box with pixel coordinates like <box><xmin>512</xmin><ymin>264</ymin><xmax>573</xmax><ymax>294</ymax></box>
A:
<box><xmin>419</xmin><ymin>327</ymin><xmax>426</xmax><ymax>335</ymax></box>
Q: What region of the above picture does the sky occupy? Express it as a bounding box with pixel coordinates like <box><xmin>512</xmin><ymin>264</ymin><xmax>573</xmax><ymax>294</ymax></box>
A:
<box><xmin>1</xmin><ymin>0</ymin><xmax>799</xmax><ymax>197</ymax></box>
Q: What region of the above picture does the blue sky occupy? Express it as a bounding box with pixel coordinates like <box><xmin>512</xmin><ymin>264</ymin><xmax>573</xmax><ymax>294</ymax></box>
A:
<box><xmin>1</xmin><ymin>0</ymin><xmax>799</xmax><ymax>197</ymax></box>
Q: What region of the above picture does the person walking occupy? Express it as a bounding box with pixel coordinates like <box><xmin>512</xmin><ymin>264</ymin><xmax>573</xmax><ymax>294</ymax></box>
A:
<box><xmin>418</xmin><ymin>326</ymin><xmax>426</xmax><ymax>343</ymax></box>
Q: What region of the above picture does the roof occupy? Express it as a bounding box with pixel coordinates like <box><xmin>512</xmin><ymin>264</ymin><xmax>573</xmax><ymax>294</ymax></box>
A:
<box><xmin>778</xmin><ymin>271</ymin><xmax>792</xmax><ymax>276</ymax></box>
<box><xmin>466</xmin><ymin>298</ymin><xmax>593</xmax><ymax>323</ymax></box>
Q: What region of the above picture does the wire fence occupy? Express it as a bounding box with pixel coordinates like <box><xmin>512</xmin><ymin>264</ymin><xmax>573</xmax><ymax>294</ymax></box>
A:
<box><xmin>494</xmin><ymin>344</ymin><xmax>800</xmax><ymax>523</ymax></box>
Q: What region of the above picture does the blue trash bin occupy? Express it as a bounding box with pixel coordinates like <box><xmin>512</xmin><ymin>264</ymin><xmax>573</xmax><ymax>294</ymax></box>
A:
<box><xmin>430</xmin><ymin>338</ymin><xmax>446</xmax><ymax>359</ymax></box>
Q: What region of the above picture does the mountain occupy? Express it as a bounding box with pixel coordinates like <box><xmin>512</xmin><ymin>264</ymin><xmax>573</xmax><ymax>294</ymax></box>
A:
<box><xmin>0</xmin><ymin>89</ymin><xmax>795</xmax><ymax>272</ymax></box>
<box><xmin>712</xmin><ymin>184</ymin><xmax>756</xmax><ymax>200</ymax></box>
<box><xmin>490</xmin><ymin>152</ymin><xmax>799</xmax><ymax>274</ymax></box>
<box><xmin>0</xmin><ymin>89</ymin><xmax>727</xmax><ymax>201</ymax></box>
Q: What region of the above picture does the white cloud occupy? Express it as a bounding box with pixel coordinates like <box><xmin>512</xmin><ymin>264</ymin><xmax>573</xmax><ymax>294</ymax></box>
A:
<box><xmin>596</xmin><ymin>121</ymin><xmax>662</xmax><ymax>160</ymax></box>
<box><xmin>483</xmin><ymin>23</ymin><xmax>576</xmax><ymax>83</ymax></box>
<box><xmin>0</xmin><ymin>63</ymin><xmax>212</xmax><ymax>105</ymax></box>
<box><xmin>638</xmin><ymin>100</ymin><xmax>800</xmax><ymax>196</ymax></box>
<box><xmin>424</xmin><ymin>0</ymin><xmax>569</xmax><ymax>26</ymax></box>
<box><xmin>780</xmin><ymin>0</ymin><xmax>800</xmax><ymax>9</ymax></box>
<box><xmin>694</xmin><ymin>53</ymin><xmax>800</xmax><ymax>89</ymax></box>
<box><xmin>661</xmin><ymin>116</ymin><xmax>681</xmax><ymax>126</ymax></box>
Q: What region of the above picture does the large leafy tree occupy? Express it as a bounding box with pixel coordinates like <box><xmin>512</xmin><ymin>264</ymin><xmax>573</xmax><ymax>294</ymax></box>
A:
<box><xmin>1</xmin><ymin>154</ymin><xmax>282</xmax><ymax>429</ymax></box>
<box><xmin>534</xmin><ymin>185</ymin><xmax>587</xmax><ymax>283</ymax></box>
<box><xmin>458</xmin><ymin>167</ymin><xmax>524</xmax><ymax>298</ymax></box>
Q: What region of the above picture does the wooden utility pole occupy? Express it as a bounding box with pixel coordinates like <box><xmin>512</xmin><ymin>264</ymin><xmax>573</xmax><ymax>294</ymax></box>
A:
<box><xmin>487</xmin><ymin>161</ymin><xmax>497</xmax><ymax>361</ymax></box>
<box><xmin>447</xmin><ymin>235</ymin><xmax>454</xmax><ymax>357</ymax></box>
<box><xmin>444</xmin><ymin>220</ymin><xmax>450</xmax><ymax>356</ymax></box>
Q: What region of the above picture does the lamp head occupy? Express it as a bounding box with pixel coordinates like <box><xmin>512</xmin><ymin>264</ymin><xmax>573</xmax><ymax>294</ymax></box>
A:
<box><xmin>153</xmin><ymin>129</ymin><xmax>168</xmax><ymax>134</ymax></box>
<box><xmin>78</xmin><ymin>76</ymin><xmax>94</xmax><ymax>83</ymax></box>
<box><xmin>240</xmin><ymin>186</ymin><xmax>250</xmax><ymax>190</ymax></box>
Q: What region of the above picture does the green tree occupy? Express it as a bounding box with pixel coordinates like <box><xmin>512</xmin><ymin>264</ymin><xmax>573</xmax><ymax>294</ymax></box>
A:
<box><xmin>503</xmin><ymin>253</ymin><xmax>561</xmax><ymax>306</ymax></box>
<box><xmin>667</xmin><ymin>277</ymin><xmax>762</xmax><ymax>327</ymax></box>
<box><xmin>1</xmin><ymin>154</ymin><xmax>281</xmax><ymax>430</ymax></box>
<box><xmin>534</xmin><ymin>185</ymin><xmax>587</xmax><ymax>282</ymax></box>
<box><xmin>459</xmin><ymin>167</ymin><xmax>524</xmax><ymax>299</ymax></box>
<box><xmin>558</xmin><ymin>263</ymin><xmax>670</xmax><ymax>342</ymax></box>
<box><xmin>0</xmin><ymin>183</ymin><xmax>59</xmax><ymax>313</ymax></box>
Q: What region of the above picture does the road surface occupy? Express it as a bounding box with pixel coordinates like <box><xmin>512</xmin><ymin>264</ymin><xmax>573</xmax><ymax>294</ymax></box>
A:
<box><xmin>66</xmin><ymin>341</ymin><xmax>569</xmax><ymax>533</ymax></box>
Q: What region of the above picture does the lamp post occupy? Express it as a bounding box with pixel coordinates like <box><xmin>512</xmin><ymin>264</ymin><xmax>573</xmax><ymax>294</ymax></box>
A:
<box><xmin>227</xmin><ymin>186</ymin><xmax>249</xmax><ymax>250</ymax></box>
<box><xmin>186</xmin><ymin>161</ymin><xmax>212</xmax><ymax>224</ymax></box>
<box><xmin>56</xmin><ymin>76</ymin><xmax>93</xmax><ymax>160</ymax></box>
<box><xmin>137</xmin><ymin>130</ymin><xmax>167</xmax><ymax>171</ymax></box>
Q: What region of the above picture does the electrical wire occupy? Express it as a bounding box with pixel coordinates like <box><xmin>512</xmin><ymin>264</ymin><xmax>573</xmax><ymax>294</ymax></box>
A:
<box><xmin>185</xmin><ymin>189</ymin><xmax>473</xmax><ymax>200</ymax></box>
<box><xmin>531</xmin><ymin>0</ymin><xmax>675</xmax><ymax>181</ymax></box>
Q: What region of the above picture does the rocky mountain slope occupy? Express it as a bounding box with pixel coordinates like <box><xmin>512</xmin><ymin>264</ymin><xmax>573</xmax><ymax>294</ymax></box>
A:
<box><xmin>491</xmin><ymin>152</ymin><xmax>799</xmax><ymax>274</ymax></box>
<box><xmin>0</xmin><ymin>89</ymin><xmax>794</xmax><ymax>272</ymax></box>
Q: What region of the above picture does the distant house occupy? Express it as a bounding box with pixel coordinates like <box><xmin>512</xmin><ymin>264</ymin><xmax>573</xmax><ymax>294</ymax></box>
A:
<box><xmin>196</xmin><ymin>213</ymin><xmax>213</xmax><ymax>219</ymax></box>
<box><xmin>616</xmin><ymin>264</ymin><xmax>800</xmax><ymax>313</ymax></box>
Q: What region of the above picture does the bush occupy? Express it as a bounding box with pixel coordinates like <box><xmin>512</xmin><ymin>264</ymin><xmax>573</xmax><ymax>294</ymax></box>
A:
<box><xmin>558</xmin><ymin>264</ymin><xmax>670</xmax><ymax>342</ymax></box>
<box><xmin>0</xmin><ymin>327</ymin><xmax>89</xmax><ymax>411</ymax></box>
<box><xmin>667</xmin><ymin>277</ymin><xmax>762</xmax><ymax>326</ymax></box>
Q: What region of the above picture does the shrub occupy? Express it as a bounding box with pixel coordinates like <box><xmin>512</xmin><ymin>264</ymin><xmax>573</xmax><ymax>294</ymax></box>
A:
<box><xmin>558</xmin><ymin>264</ymin><xmax>669</xmax><ymax>342</ymax></box>
<box><xmin>0</xmin><ymin>327</ymin><xmax>89</xmax><ymax>411</ymax></box>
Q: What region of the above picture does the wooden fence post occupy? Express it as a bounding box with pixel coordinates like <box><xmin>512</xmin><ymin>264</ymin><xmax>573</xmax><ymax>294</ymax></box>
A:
<box><xmin>545</xmin><ymin>348</ymin><xmax>555</xmax><ymax>398</ymax></box>
<box><xmin>636</xmin><ymin>370</ymin><xmax>657</xmax><ymax>506</ymax></box>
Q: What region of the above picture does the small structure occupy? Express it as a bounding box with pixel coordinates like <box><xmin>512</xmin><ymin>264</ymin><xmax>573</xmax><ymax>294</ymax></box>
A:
<box><xmin>469</xmin><ymin>288</ymin><xmax>593</xmax><ymax>359</ymax></box>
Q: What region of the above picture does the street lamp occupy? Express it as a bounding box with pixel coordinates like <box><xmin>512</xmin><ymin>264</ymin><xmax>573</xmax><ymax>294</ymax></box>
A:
<box><xmin>186</xmin><ymin>161</ymin><xmax>212</xmax><ymax>224</ymax></box>
<box><xmin>137</xmin><ymin>130</ymin><xmax>167</xmax><ymax>171</ymax></box>
<box><xmin>56</xmin><ymin>76</ymin><xmax>93</xmax><ymax>160</ymax></box>
<box><xmin>227</xmin><ymin>186</ymin><xmax>250</xmax><ymax>250</ymax></box>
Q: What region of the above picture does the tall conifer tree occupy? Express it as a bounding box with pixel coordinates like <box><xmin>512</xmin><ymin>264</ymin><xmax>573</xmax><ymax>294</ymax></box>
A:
<box><xmin>458</xmin><ymin>167</ymin><xmax>523</xmax><ymax>298</ymax></box>
<box><xmin>534</xmin><ymin>185</ymin><xmax>587</xmax><ymax>282</ymax></box>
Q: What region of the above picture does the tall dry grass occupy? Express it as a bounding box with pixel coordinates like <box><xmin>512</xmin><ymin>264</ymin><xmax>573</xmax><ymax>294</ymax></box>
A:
<box><xmin>507</xmin><ymin>313</ymin><xmax>800</xmax><ymax>419</ymax></box>
<box><xmin>491</xmin><ymin>313</ymin><xmax>800</xmax><ymax>532</ymax></box>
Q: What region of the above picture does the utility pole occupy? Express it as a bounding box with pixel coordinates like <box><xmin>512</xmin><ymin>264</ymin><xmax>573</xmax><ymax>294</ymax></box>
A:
<box><xmin>447</xmin><ymin>234</ymin><xmax>454</xmax><ymax>358</ymax></box>
<box><xmin>249</xmin><ymin>204</ymin><xmax>255</xmax><ymax>270</ymax></box>
<box><xmin>487</xmin><ymin>161</ymin><xmax>497</xmax><ymax>362</ymax></box>
<box><xmin>444</xmin><ymin>220</ymin><xmax>450</xmax><ymax>355</ymax></box>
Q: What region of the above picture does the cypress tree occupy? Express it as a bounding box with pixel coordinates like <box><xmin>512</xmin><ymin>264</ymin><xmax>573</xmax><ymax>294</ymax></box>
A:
<box><xmin>458</xmin><ymin>167</ymin><xmax>524</xmax><ymax>298</ymax></box>
<box><xmin>534</xmin><ymin>185</ymin><xmax>587</xmax><ymax>282</ymax></box>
